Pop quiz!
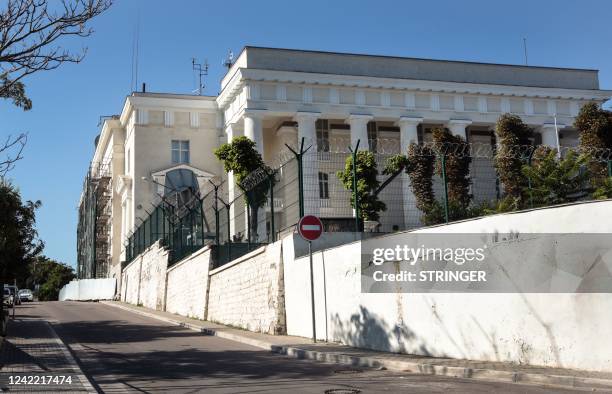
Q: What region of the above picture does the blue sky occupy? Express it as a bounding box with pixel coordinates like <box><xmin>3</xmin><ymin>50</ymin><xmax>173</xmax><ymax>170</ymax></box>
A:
<box><xmin>1</xmin><ymin>0</ymin><xmax>611</xmax><ymax>268</ymax></box>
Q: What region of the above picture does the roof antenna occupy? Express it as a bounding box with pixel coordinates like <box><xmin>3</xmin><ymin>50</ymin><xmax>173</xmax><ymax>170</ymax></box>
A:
<box><xmin>191</xmin><ymin>58</ymin><xmax>208</xmax><ymax>95</ymax></box>
<box><xmin>222</xmin><ymin>50</ymin><xmax>234</xmax><ymax>70</ymax></box>
<box><xmin>523</xmin><ymin>37</ymin><xmax>528</xmax><ymax>66</ymax></box>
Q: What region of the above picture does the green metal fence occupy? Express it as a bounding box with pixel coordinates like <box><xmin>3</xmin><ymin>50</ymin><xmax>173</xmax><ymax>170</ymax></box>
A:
<box><xmin>123</xmin><ymin>136</ymin><xmax>612</xmax><ymax>269</ymax></box>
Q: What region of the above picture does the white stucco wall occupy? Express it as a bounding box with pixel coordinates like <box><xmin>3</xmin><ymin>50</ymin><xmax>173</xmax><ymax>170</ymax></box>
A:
<box><xmin>284</xmin><ymin>200</ymin><xmax>612</xmax><ymax>372</ymax></box>
<box><xmin>206</xmin><ymin>241</ymin><xmax>286</xmax><ymax>334</ymax></box>
<box><xmin>165</xmin><ymin>247</ymin><xmax>212</xmax><ymax>320</ymax></box>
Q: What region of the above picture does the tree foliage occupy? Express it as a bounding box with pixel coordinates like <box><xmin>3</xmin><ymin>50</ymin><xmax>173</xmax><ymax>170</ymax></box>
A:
<box><xmin>432</xmin><ymin>128</ymin><xmax>472</xmax><ymax>209</ymax></box>
<box><xmin>573</xmin><ymin>103</ymin><xmax>612</xmax><ymax>181</ymax></box>
<box><xmin>0</xmin><ymin>181</ymin><xmax>43</xmax><ymax>287</ymax></box>
<box><xmin>30</xmin><ymin>255</ymin><xmax>75</xmax><ymax>301</ymax></box>
<box><xmin>0</xmin><ymin>0</ymin><xmax>112</xmax><ymax>109</ymax></box>
<box><xmin>405</xmin><ymin>143</ymin><xmax>435</xmax><ymax>213</ymax></box>
<box><xmin>214</xmin><ymin>136</ymin><xmax>273</xmax><ymax>241</ymax></box>
<box><xmin>494</xmin><ymin>114</ymin><xmax>533</xmax><ymax>200</ymax></box>
<box><xmin>337</xmin><ymin>151</ymin><xmax>386</xmax><ymax>221</ymax></box>
<box><xmin>522</xmin><ymin>147</ymin><xmax>590</xmax><ymax>207</ymax></box>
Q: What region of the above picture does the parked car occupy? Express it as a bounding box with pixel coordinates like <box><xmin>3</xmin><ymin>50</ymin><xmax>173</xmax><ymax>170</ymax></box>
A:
<box><xmin>18</xmin><ymin>289</ymin><xmax>33</xmax><ymax>302</ymax></box>
<box><xmin>4</xmin><ymin>286</ymin><xmax>19</xmax><ymax>306</ymax></box>
<box><xmin>4</xmin><ymin>285</ymin><xmax>19</xmax><ymax>306</ymax></box>
<box><xmin>3</xmin><ymin>288</ymin><xmax>11</xmax><ymax>306</ymax></box>
<box><xmin>0</xmin><ymin>289</ymin><xmax>8</xmax><ymax>336</ymax></box>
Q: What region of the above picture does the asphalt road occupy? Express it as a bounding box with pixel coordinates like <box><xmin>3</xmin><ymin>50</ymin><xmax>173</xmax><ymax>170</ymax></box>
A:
<box><xmin>17</xmin><ymin>301</ymin><xmax>583</xmax><ymax>393</ymax></box>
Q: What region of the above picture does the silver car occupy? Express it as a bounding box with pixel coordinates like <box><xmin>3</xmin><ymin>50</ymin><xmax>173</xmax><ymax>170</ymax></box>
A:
<box><xmin>18</xmin><ymin>289</ymin><xmax>33</xmax><ymax>302</ymax></box>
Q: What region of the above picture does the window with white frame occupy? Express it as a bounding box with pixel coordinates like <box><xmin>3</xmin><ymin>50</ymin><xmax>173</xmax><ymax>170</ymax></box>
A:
<box><xmin>171</xmin><ymin>140</ymin><xmax>190</xmax><ymax>164</ymax></box>
<box><xmin>318</xmin><ymin>172</ymin><xmax>329</xmax><ymax>199</ymax></box>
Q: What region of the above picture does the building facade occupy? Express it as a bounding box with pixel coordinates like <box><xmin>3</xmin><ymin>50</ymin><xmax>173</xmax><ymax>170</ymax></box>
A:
<box><xmin>77</xmin><ymin>46</ymin><xmax>611</xmax><ymax>283</ymax></box>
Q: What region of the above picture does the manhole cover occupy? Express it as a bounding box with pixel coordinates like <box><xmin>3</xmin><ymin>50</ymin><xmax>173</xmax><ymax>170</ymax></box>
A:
<box><xmin>325</xmin><ymin>390</ymin><xmax>361</xmax><ymax>394</ymax></box>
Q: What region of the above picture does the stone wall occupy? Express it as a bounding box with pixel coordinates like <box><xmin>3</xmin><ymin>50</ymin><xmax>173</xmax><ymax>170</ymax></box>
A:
<box><xmin>206</xmin><ymin>241</ymin><xmax>286</xmax><ymax>334</ymax></box>
<box><xmin>120</xmin><ymin>241</ymin><xmax>169</xmax><ymax>310</ymax></box>
<box><xmin>165</xmin><ymin>247</ymin><xmax>212</xmax><ymax>320</ymax></box>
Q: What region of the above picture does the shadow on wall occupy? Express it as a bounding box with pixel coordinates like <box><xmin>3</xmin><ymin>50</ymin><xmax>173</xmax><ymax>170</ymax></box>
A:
<box><xmin>330</xmin><ymin>305</ymin><xmax>432</xmax><ymax>356</ymax></box>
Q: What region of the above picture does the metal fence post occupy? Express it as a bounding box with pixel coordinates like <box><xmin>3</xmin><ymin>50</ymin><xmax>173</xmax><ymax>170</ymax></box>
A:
<box><xmin>527</xmin><ymin>150</ymin><xmax>535</xmax><ymax>209</ymax></box>
<box><xmin>608</xmin><ymin>159</ymin><xmax>612</xmax><ymax>178</ymax></box>
<box><xmin>440</xmin><ymin>152</ymin><xmax>449</xmax><ymax>223</ymax></box>
<box><xmin>269</xmin><ymin>170</ymin><xmax>276</xmax><ymax>242</ymax></box>
<box><xmin>214</xmin><ymin>188</ymin><xmax>220</xmax><ymax>246</ymax></box>
<box><xmin>350</xmin><ymin>140</ymin><xmax>361</xmax><ymax>232</ymax></box>
<box><xmin>226</xmin><ymin>203</ymin><xmax>231</xmax><ymax>261</ymax></box>
<box><xmin>246</xmin><ymin>201</ymin><xmax>252</xmax><ymax>249</ymax></box>
<box><xmin>285</xmin><ymin>137</ymin><xmax>311</xmax><ymax>218</ymax></box>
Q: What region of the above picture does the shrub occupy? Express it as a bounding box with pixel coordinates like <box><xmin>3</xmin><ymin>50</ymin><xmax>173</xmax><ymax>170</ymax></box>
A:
<box><xmin>521</xmin><ymin>148</ymin><xmax>590</xmax><ymax>207</ymax></box>
<box><xmin>494</xmin><ymin>114</ymin><xmax>533</xmax><ymax>201</ymax></box>
<box><xmin>432</xmin><ymin>127</ymin><xmax>472</xmax><ymax>209</ymax></box>
<box><xmin>405</xmin><ymin>143</ymin><xmax>435</xmax><ymax>213</ymax></box>
<box><xmin>574</xmin><ymin>102</ymin><xmax>612</xmax><ymax>182</ymax></box>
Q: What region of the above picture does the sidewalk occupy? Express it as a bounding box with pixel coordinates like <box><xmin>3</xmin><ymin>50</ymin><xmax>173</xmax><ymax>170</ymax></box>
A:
<box><xmin>102</xmin><ymin>300</ymin><xmax>612</xmax><ymax>391</ymax></box>
<box><xmin>0</xmin><ymin>315</ymin><xmax>94</xmax><ymax>393</ymax></box>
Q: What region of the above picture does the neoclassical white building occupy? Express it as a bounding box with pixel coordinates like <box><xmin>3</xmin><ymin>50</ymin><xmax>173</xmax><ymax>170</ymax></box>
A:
<box><xmin>78</xmin><ymin>46</ymin><xmax>611</xmax><ymax>281</ymax></box>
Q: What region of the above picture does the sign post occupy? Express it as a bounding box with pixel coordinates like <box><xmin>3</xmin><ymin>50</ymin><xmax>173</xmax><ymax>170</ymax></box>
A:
<box><xmin>297</xmin><ymin>215</ymin><xmax>323</xmax><ymax>343</ymax></box>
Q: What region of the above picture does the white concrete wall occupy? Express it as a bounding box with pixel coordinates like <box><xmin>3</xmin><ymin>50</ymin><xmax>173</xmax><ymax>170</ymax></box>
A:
<box><xmin>165</xmin><ymin>247</ymin><xmax>212</xmax><ymax>320</ymax></box>
<box><xmin>59</xmin><ymin>278</ymin><xmax>116</xmax><ymax>301</ymax></box>
<box><xmin>120</xmin><ymin>241</ymin><xmax>169</xmax><ymax>309</ymax></box>
<box><xmin>207</xmin><ymin>241</ymin><xmax>286</xmax><ymax>334</ymax></box>
<box><xmin>284</xmin><ymin>200</ymin><xmax>612</xmax><ymax>372</ymax></box>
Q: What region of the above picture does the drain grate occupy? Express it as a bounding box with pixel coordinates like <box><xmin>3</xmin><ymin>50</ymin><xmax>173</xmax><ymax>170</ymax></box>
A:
<box><xmin>324</xmin><ymin>389</ymin><xmax>361</xmax><ymax>394</ymax></box>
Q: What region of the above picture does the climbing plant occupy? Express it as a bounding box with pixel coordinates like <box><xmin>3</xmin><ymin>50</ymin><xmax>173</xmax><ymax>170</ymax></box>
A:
<box><xmin>494</xmin><ymin>114</ymin><xmax>533</xmax><ymax>203</ymax></box>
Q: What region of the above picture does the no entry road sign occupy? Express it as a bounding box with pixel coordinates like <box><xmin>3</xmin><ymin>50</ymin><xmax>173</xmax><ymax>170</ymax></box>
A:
<box><xmin>298</xmin><ymin>215</ymin><xmax>323</xmax><ymax>241</ymax></box>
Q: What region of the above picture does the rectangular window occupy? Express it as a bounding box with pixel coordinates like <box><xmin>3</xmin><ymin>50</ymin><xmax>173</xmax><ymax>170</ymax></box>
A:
<box><xmin>318</xmin><ymin>172</ymin><xmax>329</xmax><ymax>199</ymax></box>
<box><xmin>367</xmin><ymin>122</ymin><xmax>378</xmax><ymax>153</ymax></box>
<box><xmin>316</xmin><ymin>120</ymin><xmax>330</xmax><ymax>152</ymax></box>
<box><xmin>171</xmin><ymin>140</ymin><xmax>190</xmax><ymax>164</ymax></box>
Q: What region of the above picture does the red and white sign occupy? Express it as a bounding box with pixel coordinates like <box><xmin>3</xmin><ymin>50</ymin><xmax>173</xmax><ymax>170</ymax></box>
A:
<box><xmin>298</xmin><ymin>215</ymin><xmax>323</xmax><ymax>241</ymax></box>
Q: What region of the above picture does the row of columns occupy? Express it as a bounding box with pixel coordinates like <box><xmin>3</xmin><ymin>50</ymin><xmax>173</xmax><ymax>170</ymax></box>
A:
<box><xmin>231</xmin><ymin>111</ymin><xmax>565</xmax><ymax>235</ymax></box>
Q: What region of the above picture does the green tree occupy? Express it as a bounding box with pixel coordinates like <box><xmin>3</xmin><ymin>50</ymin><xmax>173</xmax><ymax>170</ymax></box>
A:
<box><xmin>214</xmin><ymin>136</ymin><xmax>273</xmax><ymax>242</ymax></box>
<box><xmin>30</xmin><ymin>256</ymin><xmax>75</xmax><ymax>301</ymax></box>
<box><xmin>0</xmin><ymin>181</ymin><xmax>43</xmax><ymax>288</ymax></box>
<box><xmin>522</xmin><ymin>147</ymin><xmax>590</xmax><ymax>207</ymax></box>
<box><xmin>573</xmin><ymin>103</ymin><xmax>612</xmax><ymax>182</ymax></box>
<box><xmin>337</xmin><ymin>151</ymin><xmax>386</xmax><ymax>222</ymax></box>
<box><xmin>494</xmin><ymin>114</ymin><xmax>533</xmax><ymax>202</ymax></box>
<box><xmin>432</xmin><ymin>128</ymin><xmax>472</xmax><ymax>209</ymax></box>
<box><xmin>405</xmin><ymin>143</ymin><xmax>436</xmax><ymax>214</ymax></box>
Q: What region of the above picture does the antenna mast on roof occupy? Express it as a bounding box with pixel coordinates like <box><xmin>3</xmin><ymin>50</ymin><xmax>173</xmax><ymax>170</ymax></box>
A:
<box><xmin>192</xmin><ymin>58</ymin><xmax>208</xmax><ymax>95</ymax></box>
<box><xmin>222</xmin><ymin>50</ymin><xmax>234</xmax><ymax>70</ymax></box>
<box><xmin>523</xmin><ymin>37</ymin><xmax>528</xmax><ymax>66</ymax></box>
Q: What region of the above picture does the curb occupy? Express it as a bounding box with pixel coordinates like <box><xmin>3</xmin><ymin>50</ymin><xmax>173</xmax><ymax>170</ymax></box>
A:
<box><xmin>101</xmin><ymin>301</ymin><xmax>612</xmax><ymax>391</ymax></box>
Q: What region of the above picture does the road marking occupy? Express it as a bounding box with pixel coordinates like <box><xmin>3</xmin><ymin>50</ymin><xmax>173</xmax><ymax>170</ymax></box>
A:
<box><xmin>46</xmin><ymin>321</ymin><xmax>97</xmax><ymax>393</ymax></box>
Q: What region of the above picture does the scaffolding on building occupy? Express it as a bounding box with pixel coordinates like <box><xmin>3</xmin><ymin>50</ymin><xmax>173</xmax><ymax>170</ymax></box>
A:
<box><xmin>77</xmin><ymin>161</ymin><xmax>112</xmax><ymax>279</ymax></box>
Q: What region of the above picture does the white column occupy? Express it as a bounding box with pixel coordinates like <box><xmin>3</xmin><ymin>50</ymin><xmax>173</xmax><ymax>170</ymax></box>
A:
<box><xmin>243</xmin><ymin>111</ymin><xmax>264</xmax><ymax>155</ymax></box>
<box><xmin>447</xmin><ymin>119</ymin><xmax>472</xmax><ymax>140</ymax></box>
<box><xmin>295</xmin><ymin>112</ymin><xmax>319</xmax><ymax>150</ymax></box>
<box><xmin>243</xmin><ymin>112</ymin><xmax>268</xmax><ymax>242</ymax></box>
<box><xmin>346</xmin><ymin>114</ymin><xmax>373</xmax><ymax>151</ymax></box>
<box><xmin>396</xmin><ymin>117</ymin><xmax>423</xmax><ymax>229</ymax></box>
<box><xmin>225</xmin><ymin>125</ymin><xmax>238</xmax><ymax>240</ymax></box>
<box><xmin>295</xmin><ymin>112</ymin><xmax>320</xmax><ymax>216</ymax></box>
<box><xmin>540</xmin><ymin>123</ymin><xmax>564</xmax><ymax>151</ymax></box>
<box><xmin>398</xmin><ymin>117</ymin><xmax>422</xmax><ymax>154</ymax></box>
